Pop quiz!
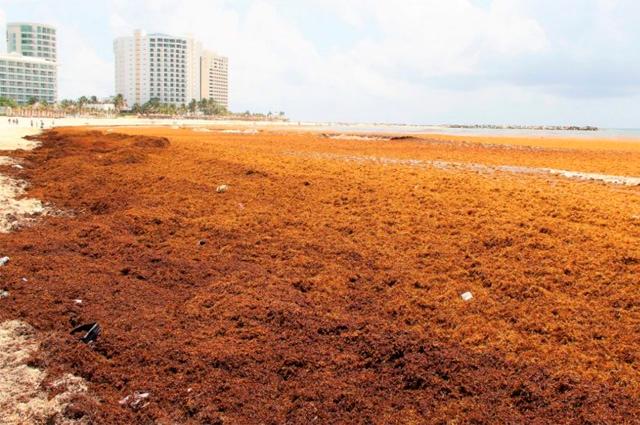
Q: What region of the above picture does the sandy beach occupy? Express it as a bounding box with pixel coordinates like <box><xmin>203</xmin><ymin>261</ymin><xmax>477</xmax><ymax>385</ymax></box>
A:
<box><xmin>0</xmin><ymin>125</ymin><xmax>639</xmax><ymax>422</ymax></box>
<box><xmin>0</xmin><ymin>122</ymin><xmax>46</xmax><ymax>234</ymax></box>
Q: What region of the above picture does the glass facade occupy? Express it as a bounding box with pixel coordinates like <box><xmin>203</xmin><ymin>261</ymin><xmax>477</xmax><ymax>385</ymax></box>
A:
<box><xmin>7</xmin><ymin>23</ymin><xmax>57</xmax><ymax>62</ymax></box>
<box><xmin>0</xmin><ymin>58</ymin><xmax>57</xmax><ymax>103</ymax></box>
<box><xmin>2</xmin><ymin>23</ymin><xmax>58</xmax><ymax>103</ymax></box>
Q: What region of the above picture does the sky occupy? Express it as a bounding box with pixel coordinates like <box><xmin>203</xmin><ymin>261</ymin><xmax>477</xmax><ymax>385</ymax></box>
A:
<box><xmin>0</xmin><ymin>0</ymin><xmax>639</xmax><ymax>127</ymax></box>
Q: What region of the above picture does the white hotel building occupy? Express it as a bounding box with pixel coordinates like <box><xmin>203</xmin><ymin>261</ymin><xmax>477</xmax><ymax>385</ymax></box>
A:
<box><xmin>114</xmin><ymin>30</ymin><xmax>229</xmax><ymax>109</ymax></box>
<box><xmin>200</xmin><ymin>50</ymin><xmax>229</xmax><ymax>108</ymax></box>
<box><xmin>0</xmin><ymin>22</ymin><xmax>58</xmax><ymax>103</ymax></box>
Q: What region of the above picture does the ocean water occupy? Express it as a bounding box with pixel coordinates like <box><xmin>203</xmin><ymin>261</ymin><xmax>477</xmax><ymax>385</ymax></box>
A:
<box><xmin>305</xmin><ymin>123</ymin><xmax>640</xmax><ymax>140</ymax></box>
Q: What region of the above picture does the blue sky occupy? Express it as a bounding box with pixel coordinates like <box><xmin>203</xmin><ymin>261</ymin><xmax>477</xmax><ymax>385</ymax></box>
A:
<box><xmin>1</xmin><ymin>0</ymin><xmax>639</xmax><ymax>127</ymax></box>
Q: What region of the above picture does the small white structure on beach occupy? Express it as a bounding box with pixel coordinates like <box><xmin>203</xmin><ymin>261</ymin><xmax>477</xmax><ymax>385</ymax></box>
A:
<box><xmin>84</xmin><ymin>103</ymin><xmax>116</xmax><ymax>112</ymax></box>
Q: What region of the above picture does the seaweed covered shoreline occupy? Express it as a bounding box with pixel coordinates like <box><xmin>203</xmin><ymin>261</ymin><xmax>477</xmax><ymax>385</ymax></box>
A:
<box><xmin>1</xmin><ymin>127</ymin><xmax>639</xmax><ymax>423</ymax></box>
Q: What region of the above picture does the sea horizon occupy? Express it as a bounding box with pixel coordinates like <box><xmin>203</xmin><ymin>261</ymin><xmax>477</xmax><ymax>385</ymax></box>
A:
<box><xmin>296</xmin><ymin>121</ymin><xmax>640</xmax><ymax>140</ymax></box>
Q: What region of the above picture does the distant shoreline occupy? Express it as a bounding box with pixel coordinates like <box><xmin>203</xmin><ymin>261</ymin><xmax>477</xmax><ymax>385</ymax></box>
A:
<box><xmin>443</xmin><ymin>124</ymin><xmax>598</xmax><ymax>132</ymax></box>
<box><xmin>5</xmin><ymin>115</ymin><xmax>640</xmax><ymax>140</ymax></box>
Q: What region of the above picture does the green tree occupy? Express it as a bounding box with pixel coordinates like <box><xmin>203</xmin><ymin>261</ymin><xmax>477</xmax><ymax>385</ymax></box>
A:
<box><xmin>0</xmin><ymin>97</ymin><xmax>18</xmax><ymax>108</ymax></box>
<box><xmin>27</xmin><ymin>96</ymin><xmax>38</xmax><ymax>106</ymax></box>
<box><xmin>188</xmin><ymin>99</ymin><xmax>197</xmax><ymax>113</ymax></box>
<box><xmin>59</xmin><ymin>99</ymin><xmax>77</xmax><ymax>113</ymax></box>
<box><xmin>77</xmin><ymin>96</ymin><xmax>88</xmax><ymax>112</ymax></box>
<box><xmin>158</xmin><ymin>102</ymin><xmax>177</xmax><ymax>115</ymax></box>
<box><xmin>142</xmin><ymin>98</ymin><xmax>161</xmax><ymax>114</ymax></box>
<box><xmin>113</xmin><ymin>94</ymin><xmax>125</xmax><ymax>112</ymax></box>
<box><xmin>196</xmin><ymin>98</ymin><xmax>227</xmax><ymax>116</ymax></box>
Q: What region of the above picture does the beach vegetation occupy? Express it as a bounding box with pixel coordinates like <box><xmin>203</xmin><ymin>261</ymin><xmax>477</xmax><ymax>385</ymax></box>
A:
<box><xmin>113</xmin><ymin>94</ymin><xmax>125</xmax><ymax>112</ymax></box>
<box><xmin>0</xmin><ymin>97</ymin><xmax>18</xmax><ymax>108</ymax></box>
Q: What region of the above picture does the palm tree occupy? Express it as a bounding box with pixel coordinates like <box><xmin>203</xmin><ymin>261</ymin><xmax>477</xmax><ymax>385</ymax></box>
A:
<box><xmin>113</xmin><ymin>94</ymin><xmax>125</xmax><ymax>112</ymax></box>
<box><xmin>59</xmin><ymin>99</ymin><xmax>76</xmax><ymax>114</ymax></box>
<box><xmin>188</xmin><ymin>99</ymin><xmax>197</xmax><ymax>113</ymax></box>
<box><xmin>0</xmin><ymin>97</ymin><xmax>17</xmax><ymax>108</ymax></box>
<box><xmin>142</xmin><ymin>98</ymin><xmax>161</xmax><ymax>114</ymax></box>
<box><xmin>77</xmin><ymin>96</ymin><xmax>88</xmax><ymax>113</ymax></box>
<box><xmin>196</xmin><ymin>98</ymin><xmax>227</xmax><ymax>116</ymax></box>
<box><xmin>197</xmin><ymin>98</ymin><xmax>207</xmax><ymax>112</ymax></box>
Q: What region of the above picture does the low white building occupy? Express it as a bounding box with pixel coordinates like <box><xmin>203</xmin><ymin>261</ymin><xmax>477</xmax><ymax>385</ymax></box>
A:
<box><xmin>0</xmin><ymin>53</ymin><xmax>57</xmax><ymax>103</ymax></box>
<box><xmin>84</xmin><ymin>103</ymin><xmax>116</xmax><ymax>112</ymax></box>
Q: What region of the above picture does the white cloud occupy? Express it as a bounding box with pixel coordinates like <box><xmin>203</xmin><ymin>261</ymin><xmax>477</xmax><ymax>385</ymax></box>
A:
<box><xmin>483</xmin><ymin>0</ymin><xmax>548</xmax><ymax>54</ymax></box>
<box><xmin>0</xmin><ymin>9</ymin><xmax>6</xmax><ymax>53</ymax></box>
<box><xmin>106</xmin><ymin>0</ymin><xmax>551</xmax><ymax>118</ymax></box>
<box><xmin>314</xmin><ymin>0</ymin><xmax>547</xmax><ymax>74</ymax></box>
<box><xmin>56</xmin><ymin>25</ymin><xmax>113</xmax><ymax>99</ymax></box>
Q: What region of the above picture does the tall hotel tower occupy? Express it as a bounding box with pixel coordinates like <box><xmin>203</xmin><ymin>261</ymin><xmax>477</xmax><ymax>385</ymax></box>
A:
<box><xmin>114</xmin><ymin>30</ymin><xmax>203</xmax><ymax>107</ymax></box>
<box><xmin>0</xmin><ymin>22</ymin><xmax>58</xmax><ymax>103</ymax></box>
<box><xmin>200</xmin><ymin>50</ymin><xmax>229</xmax><ymax>109</ymax></box>
<box><xmin>114</xmin><ymin>30</ymin><xmax>229</xmax><ymax>109</ymax></box>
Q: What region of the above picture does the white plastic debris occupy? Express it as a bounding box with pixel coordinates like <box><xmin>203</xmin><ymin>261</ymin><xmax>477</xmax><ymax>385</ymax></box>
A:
<box><xmin>216</xmin><ymin>185</ymin><xmax>229</xmax><ymax>193</ymax></box>
<box><xmin>12</xmin><ymin>164</ymin><xmax>23</xmax><ymax>170</ymax></box>
<box><xmin>74</xmin><ymin>299</ymin><xmax>83</xmax><ymax>305</ymax></box>
<box><xmin>21</xmin><ymin>278</ymin><xmax>27</xmax><ymax>282</ymax></box>
<box><xmin>119</xmin><ymin>391</ymin><xmax>150</xmax><ymax>410</ymax></box>
<box><xmin>0</xmin><ymin>257</ymin><xmax>9</xmax><ymax>266</ymax></box>
<box><xmin>461</xmin><ymin>291</ymin><xmax>474</xmax><ymax>302</ymax></box>
<box><xmin>0</xmin><ymin>290</ymin><xmax>9</xmax><ymax>298</ymax></box>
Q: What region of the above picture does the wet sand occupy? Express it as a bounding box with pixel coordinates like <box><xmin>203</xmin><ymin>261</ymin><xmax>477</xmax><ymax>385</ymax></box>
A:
<box><xmin>0</xmin><ymin>320</ymin><xmax>88</xmax><ymax>424</ymax></box>
<box><xmin>0</xmin><ymin>123</ymin><xmax>46</xmax><ymax>233</ymax></box>
<box><xmin>0</xmin><ymin>127</ymin><xmax>41</xmax><ymax>151</ymax></box>
<box><xmin>1</xmin><ymin>127</ymin><xmax>640</xmax><ymax>423</ymax></box>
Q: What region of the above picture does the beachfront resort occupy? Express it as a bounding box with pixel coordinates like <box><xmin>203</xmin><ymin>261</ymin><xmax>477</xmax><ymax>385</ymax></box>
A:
<box><xmin>0</xmin><ymin>20</ymin><xmax>229</xmax><ymax>115</ymax></box>
<box><xmin>114</xmin><ymin>30</ymin><xmax>229</xmax><ymax>110</ymax></box>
